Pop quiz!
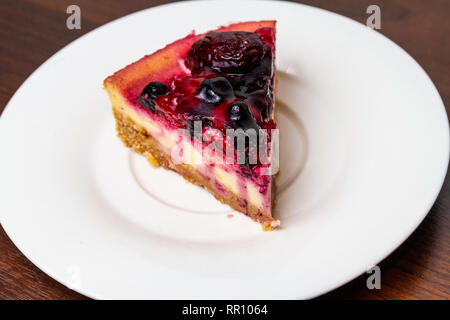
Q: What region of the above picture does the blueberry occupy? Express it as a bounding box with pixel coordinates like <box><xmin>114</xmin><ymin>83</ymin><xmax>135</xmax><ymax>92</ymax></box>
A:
<box><xmin>198</xmin><ymin>85</ymin><xmax>220</xmax><ymax>104</ymax></box>
<box><xmin>198</xmin><ymin>77</ymin><xmax>234</xmax><ymax>104</ymax></box>
<box><xmin>138</xmin><ymin>95</ymin><xmax>156</xmax><ymax>112</ymax></box>
<box><xmin>228</xmin><ymin>101</ymin><xmax>260</xmax><ymax>132</ymax></box>
<box><xmin>141</xmin><ymin>81</ymin><xmax>168</xmax><ymax>99</ymax></box>
<box><xmin>229</xmin><ymin>101</ymin><xmax>245</xmax><ymax>121</ymax></box>
<box><xmin>228</xmin><ymin>101</ymin><xmax>262</xmax><ymax>169</ymax></box>
<box><xmin>138</xmin><ymin>81</ymin><xmax>168</xmax><ymax>112</ymax></box>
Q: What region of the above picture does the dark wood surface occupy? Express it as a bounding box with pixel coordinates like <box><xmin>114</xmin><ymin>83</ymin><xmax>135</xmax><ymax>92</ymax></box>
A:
<box><xmin>0</xmin><ymin>0</ymin><xmax>449</xmax><ymax>300</ymax></box>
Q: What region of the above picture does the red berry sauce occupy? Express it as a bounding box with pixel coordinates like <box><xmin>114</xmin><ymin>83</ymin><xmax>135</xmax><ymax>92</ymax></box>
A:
<box><xmin>138</xmin><ymin>28</ymin><xmax>277</xmax><ymax>174</ymax></box>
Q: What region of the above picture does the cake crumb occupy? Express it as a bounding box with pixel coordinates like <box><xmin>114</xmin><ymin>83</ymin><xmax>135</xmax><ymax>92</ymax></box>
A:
<box><xmin>226</xmin><ymin>214</ymin><xmax>234</xmax><ymax>219</ymax></box>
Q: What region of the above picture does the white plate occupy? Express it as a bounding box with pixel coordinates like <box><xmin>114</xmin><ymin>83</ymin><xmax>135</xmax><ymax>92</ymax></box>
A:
<box><xmin>0</xmin><ymin>0</ymin><xmax>448</xmax><ymax>299</ymax></box>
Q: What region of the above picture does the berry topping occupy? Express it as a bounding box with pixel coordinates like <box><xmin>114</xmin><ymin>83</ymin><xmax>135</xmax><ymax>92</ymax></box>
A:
<box><xmin>228</xmin><ymin>100</ymin><xmax>260</xmax><ymax>132</ymax></box>
<box><xmin>136</xmin><ymin>28</ymin><xmax>276</xmax><ymax>174</ymax></box>
<box><xmin>141</xmin><ymin>81</ymin><xmax>168</xmax><ymax>98</ymax></box>
<box><xmin>185</xmin><ymin>31</ymin><xmax>267</xmax><ymax>75</ymax></box>
<box><xmin>138</xmin><ymin>81</ymin><xmax>168</xmax><ymax>112</ymax></box>
<box><xmin>198</xmin><ymin>77</ymin><xmax>234</xmax><ymax>104</ymax></box>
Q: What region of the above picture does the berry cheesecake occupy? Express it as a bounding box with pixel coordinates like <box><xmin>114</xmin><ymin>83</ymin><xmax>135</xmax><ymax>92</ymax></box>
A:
<box><xmin>104</xmin><ymin>21</ymin><xmax>280</xmax><ymax>229</ymax></box>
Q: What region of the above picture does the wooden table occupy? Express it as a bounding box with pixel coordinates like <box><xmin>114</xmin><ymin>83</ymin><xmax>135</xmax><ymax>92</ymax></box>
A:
<box><xmin>0</xmin><ymin>0</ymin><xmax>448</xmax><ymax>300</ymax></box>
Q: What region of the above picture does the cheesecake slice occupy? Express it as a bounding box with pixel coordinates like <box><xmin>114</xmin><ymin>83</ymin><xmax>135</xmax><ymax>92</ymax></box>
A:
<box><xmin>104</xmin><ymin>21</ymin><xmax>279</xmax><ymax>229</ymax></box>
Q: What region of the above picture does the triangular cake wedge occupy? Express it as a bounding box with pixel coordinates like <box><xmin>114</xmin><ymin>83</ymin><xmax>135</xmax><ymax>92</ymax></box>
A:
<box><xmin>104</xmin><ymin>21</ymin><xmax>279</xmax><ymax>230</ymax></box>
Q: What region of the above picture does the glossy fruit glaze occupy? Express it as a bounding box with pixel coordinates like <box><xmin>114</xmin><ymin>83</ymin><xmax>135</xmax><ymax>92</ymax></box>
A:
<box><xmin>137</xmin><ymin>28</ymin><xmax>276</xmax><ymax>174</ymax></box>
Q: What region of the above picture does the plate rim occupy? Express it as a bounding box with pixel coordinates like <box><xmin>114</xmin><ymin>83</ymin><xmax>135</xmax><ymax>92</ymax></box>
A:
<box><xmin>0</xmin><ymin>0</ymin><xmax>448</xmax><ymax>299</ymax></box>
